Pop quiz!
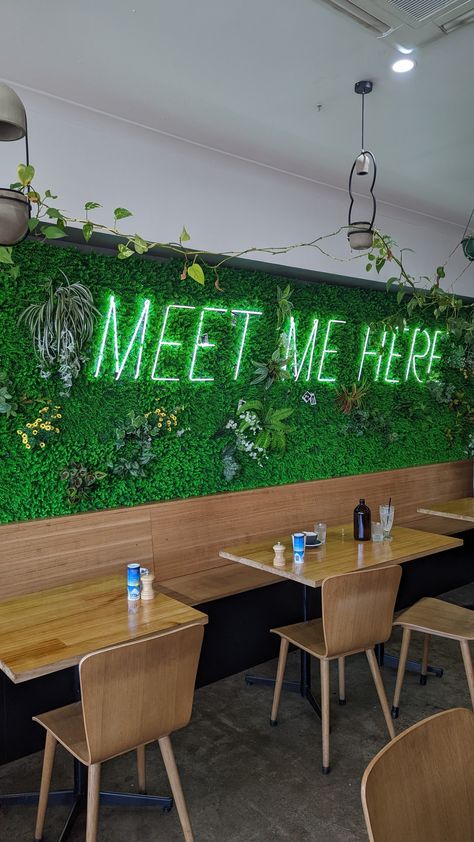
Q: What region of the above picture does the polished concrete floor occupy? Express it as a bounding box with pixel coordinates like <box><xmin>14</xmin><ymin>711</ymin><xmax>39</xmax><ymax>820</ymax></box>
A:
<box><xmin>1</xmin><ymin>584</ymin><xmax>472</xmax><ymax>842</ymax></box>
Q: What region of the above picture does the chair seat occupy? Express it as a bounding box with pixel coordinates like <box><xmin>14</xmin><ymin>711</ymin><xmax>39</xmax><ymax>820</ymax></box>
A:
<box><xmin>395</xmin><ymin>598</ymin><xmax>474</xmax><ymax>641</ymax></box>
<box><xmin>272</xmin><ymin>618</ymin><xmax>327</xmax><ymax>658</ymax></box>
<box><xmin>34</xmin><ymin>701</ymin><xmax>89</xmax><ymax>765</ymax></box>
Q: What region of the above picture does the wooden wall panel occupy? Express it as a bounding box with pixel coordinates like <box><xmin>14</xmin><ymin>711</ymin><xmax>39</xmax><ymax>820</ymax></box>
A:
<box><xmin>0</xmin><ymin>460</ymin><xmax>471</xmax><ymax>596</ymax></box>
<box><xmin>0</xmin><ymin>508</ymin><xmax>154</xmax><ymax>599</ymax></box>
<box><xmin>149</xmin><ymin>460</ymin><xmax>472</xmax><ymax>580</ymax></box>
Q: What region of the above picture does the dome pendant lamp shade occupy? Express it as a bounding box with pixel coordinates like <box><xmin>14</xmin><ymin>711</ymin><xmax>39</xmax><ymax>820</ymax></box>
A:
<box><xmin>347</xmin><ymin>81</ymin><xmax>377</xmax><ymax>252</ymax></box>
<box><xmin>0</xmin><ymin>83</ymin><xmax>27</xmax><ymax>140</ymax></box>
<box><xmin>0</xmin><ymin>83</ymin><xmax>30</xmax><ymax>246</ymax></box>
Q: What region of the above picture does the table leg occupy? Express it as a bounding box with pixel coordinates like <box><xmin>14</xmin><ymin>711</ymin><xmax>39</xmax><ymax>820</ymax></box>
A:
<box><xmin>245</xmin><ymin>585</ymin><xmax>322</xmax><ymax>719</ymax></box>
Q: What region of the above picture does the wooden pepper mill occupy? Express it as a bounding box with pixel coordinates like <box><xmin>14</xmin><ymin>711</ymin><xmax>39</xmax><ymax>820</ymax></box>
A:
<box><xmin>273</xmin><ymin>542</ymin><xmax>286</xmax><ymax>567</ymax></box>
<box><xmin>140</xmin><ymin>571</ymin><xmax>155</xmax><ymax>600</ymax></box>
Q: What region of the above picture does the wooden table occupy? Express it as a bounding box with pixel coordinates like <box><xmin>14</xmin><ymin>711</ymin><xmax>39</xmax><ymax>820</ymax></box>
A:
<box><xmin>220</xmin><ymin>525</ymin><xmax>463</xmax><ymax>715</ymax></box>
<box><xmin>0</xmin><ymin>574</ymin><xmax>207</xmax><ymax>837</ymax></box>
<box><xmin>417</xmin><ymin>497</ymin><xmax>474</xmax><ymax>524</ymax></box>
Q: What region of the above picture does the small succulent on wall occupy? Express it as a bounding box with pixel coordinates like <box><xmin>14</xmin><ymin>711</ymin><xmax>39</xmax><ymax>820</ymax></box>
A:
<box><xmin>18</xmin><ymin>271</ymin><xmax>99</xmax><ymax>393</ymax></box>
<box><xmin>61</xmin><ymin>463</ymin><xmax>107</xmax><ymax>504</ymax></box>
<box><xmin>251</xmin><ymin>344</ymin><xmax>291</xmax><ymax>390</ymax></box>
<box><xmin>336</xmin><ymin>382</ymin><xmax>369</xmax><ymax>414</ymax></box>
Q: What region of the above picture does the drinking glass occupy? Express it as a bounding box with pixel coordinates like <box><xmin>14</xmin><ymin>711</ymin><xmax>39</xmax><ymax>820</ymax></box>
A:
<box><xmin>371</xmin><ymin>521</ymin><xmax>384</xmax><ymax>543</ymax></box>
<box><xmin>315</xmin><ymin>522</ymin><xmax>327</xmax><ymax>544</ymax></box>
<box><xmin>292</xmin><ymin>532</ymin><xmax>306</xmax><ymax>563</ymax></box>
<box><xmin>379</xmin><ymin>505</ymin><xmax>395</xmax><ymax>540</ymax></box>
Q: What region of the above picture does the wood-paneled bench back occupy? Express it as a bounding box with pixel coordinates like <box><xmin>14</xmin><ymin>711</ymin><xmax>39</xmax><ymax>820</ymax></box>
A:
<box><xmin>0</xmin><ymin>460</ymin><xmax>471</xmax><ymax>603</ymax></box>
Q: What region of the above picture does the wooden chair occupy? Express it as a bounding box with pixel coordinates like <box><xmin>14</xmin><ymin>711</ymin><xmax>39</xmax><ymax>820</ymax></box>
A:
<box><xmin>33</xmin><ymin>624</ymin><xmax>204</xmax><ymax>842</ymax></box>
<box><xmin>270</xmin><ymin>565</ymin><xmax>401</xmax><ymax>774</ymax></box>
<box><xmin>391</xmin><ymin>597</ymin><xmax>474</xmax><ymax>718</ymax></box>
<box><xmin>361</xmin><ymin>707</ymin><xmax>474</xmax><ymax>842</ymax></box>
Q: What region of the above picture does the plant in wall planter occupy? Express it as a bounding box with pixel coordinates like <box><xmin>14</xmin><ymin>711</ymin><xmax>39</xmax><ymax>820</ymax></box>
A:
<box><xmin>219</xmin><ymin>399</ymin><xmax>294</xmax><ymax>480</ymax></box>
<box><xmin>110</xmin><ymin>406</ymin><xmax>183</xmax><ymax>479</ymax></box>
<box><xmin>0</xmin><ymin>364</ymin><xmax>18</xmax><ymax>417</ymax></box>
<box><xmin>336</xmin><ymin>382</ymin><xmax>370</xmax><ymax>414</ymax></box>
<box><xmin>16</xmin><ymin>404</ymin><xmax>61</xmax><ymax>450</ymax></box>
<box><xmin>61</xmin><ymin>463</ymin><xmax>107</xmax><ymax>505</ymax></box>
<box><xmin>251</xmin><ymin>344</ymin><xmax>291</xmax><ymax>390</ymax></box>
<box><xmin>18</xmin><ymin>270</ymin><xmax>99</xmax><ymax>393</ymax></box>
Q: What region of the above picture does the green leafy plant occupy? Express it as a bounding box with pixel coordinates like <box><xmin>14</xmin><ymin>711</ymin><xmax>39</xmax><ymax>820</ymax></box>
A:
<box><xmin>342</xmin><ymin>407</ymin><xmax>397</xmax><ymax>442</ymax></box>
<box><xmin>0</xmin><ymin>365</ymin><xmax>17</xmax><ymax>417</ymax></box>
<box><xmin>276</xmin><ymin>285</ymin><xmax>294</xmax><ymax>331</ymax></box>
<box><xmin>237</xmin><ymin>400</ymin><xmax>294</xmax><ymax>453</ymax></box>
<box><xmin>18</xmin><ymin>271</ymin><xmax>99</xmax><ymax>392</ymax></box>
<box><xmin>251</xmin><ymin>345</ymin><xmax>291</xmax><ymax>390</ymax></box>
<box><xmin>61</xmin><ymin>463</ymin><xmax>106</xmax><ymax>505</ymax></box>
<box><xmin>336</xmin><ymin>382</ymin><xmax>370</xmax><ymax>414</ymax></box>
<box><xmin>110</xmin><ymin>405</ymin><xmax>183</xmax><ymax>479</ymax></box>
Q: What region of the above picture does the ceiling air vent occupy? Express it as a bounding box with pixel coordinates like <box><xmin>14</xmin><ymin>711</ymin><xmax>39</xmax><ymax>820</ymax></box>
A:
<box><xmin>314</xmin><ymin>0</ymin><xmax>474</xmax><ymax>47</ymax></box>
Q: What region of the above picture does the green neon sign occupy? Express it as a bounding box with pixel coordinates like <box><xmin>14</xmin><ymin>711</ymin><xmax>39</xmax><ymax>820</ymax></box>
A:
<box><xmin>93</xmin><ymin>295</ymin><xmax>443</xmax><ymax>386</ymax></box>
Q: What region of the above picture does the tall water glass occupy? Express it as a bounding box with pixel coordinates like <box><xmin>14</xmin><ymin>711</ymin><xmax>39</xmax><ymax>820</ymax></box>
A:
<box><xmin>379</xmin><ymin>505</ymin><xmax>395</xmax><ymax>540</ymax></box>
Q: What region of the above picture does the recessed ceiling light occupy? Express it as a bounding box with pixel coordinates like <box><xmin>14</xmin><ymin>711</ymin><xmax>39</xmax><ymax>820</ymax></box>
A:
<box><xmin>392</xmin><ymin>58</ymin><xmax>416</xmax><ymax>74</ymax></box>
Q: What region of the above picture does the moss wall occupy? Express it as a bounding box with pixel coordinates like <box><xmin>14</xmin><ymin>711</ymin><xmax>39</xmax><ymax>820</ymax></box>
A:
<box><xmin>0</xmin><ymin>241</ymin><xmax>470</xmax><ymax>523</ymax></box>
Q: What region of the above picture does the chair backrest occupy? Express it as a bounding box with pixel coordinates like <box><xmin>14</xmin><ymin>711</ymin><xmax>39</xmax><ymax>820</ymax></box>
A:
<box><xmin>361</xmin><ymin>707</ymin><xmax>474</xmax><ymax>842</ymax></box>
<box><xmin>79</xmin><ymin>624</ymin><xmax>204</xmax><ymax>764</ymax></box>
<box><xmin>321</xmin><ymin>565</ymin><xmax>401</xmax><ymax>657</ymax></box>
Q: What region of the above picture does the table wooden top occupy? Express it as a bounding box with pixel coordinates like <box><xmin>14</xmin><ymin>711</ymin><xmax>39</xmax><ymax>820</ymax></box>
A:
<box><xmin>219</xmin><ymin>525</ymin><xmax>463</xmax><ymax>589</ymax></box>
<box><xmin>0</xmin><ymin>574</ymin><xmax>208</xmax><ymax>684</ymax></box>
<box><xmin>417</xmin><ymin>497</ymin><xmax>474</xmax><ymax>524</ymax></box>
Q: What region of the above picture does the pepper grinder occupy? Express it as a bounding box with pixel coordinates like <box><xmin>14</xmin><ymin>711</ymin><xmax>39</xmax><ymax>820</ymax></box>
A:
<box><xmin>140</xmin><ymin>571</ymin><xmax>155</xmax><ymax>600</ymax></box>
<box><xmin>273</xmin><ymin>542</ymin><xmax>286</xmax><ymax>567</ymax></box>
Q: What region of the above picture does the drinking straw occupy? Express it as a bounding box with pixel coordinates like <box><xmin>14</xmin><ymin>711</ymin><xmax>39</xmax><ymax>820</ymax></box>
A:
<box><xmin>388</xmin><ymin>496</ymin><xmax>392</xmax><ymax>513</ymax></box>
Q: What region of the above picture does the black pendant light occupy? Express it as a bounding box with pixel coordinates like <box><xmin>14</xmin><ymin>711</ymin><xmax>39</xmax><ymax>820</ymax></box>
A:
<box><xmin>0</xmin><ymin>82</ymin><xmax>30</xmax><ymax>246</ymax></box>
<box><xmin>347</xmin><ymin>81</ymin><xmax>377</xmax><ymax>251</ymax></box>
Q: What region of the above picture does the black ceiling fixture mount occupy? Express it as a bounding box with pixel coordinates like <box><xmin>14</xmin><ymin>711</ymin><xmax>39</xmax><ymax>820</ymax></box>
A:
<box><xmin>347</xmin><ymin>80</ymin><xmax>377</xmax><ymax>251</ymax></box>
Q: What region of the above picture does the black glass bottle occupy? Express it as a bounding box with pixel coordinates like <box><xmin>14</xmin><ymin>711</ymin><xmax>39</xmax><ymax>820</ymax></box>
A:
<box><xmin>354</xmin><ymin>498</ymin><xmax>371</xmax><ymax>541</ymax></box>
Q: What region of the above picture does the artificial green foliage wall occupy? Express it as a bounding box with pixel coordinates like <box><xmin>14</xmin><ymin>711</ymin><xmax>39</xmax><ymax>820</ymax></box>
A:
<box><xmin>0</xmin><ymin>240</ymin><xmax>471</xmax><ymax>524</ymax></box>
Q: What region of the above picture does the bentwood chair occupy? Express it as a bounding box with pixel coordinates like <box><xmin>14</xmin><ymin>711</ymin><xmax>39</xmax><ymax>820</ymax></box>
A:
<box><xmin>361</xmin><ymin>707</ymin><xmax>474</xmax><ymax>842</ymax></box>
<box><xmin>391</xmin><ymin>598</ymin><xmax>474</xmax><ymax>718</ymax></box>
<box><xmin>270</xmin><ymin>565</ymin><xmax>401</xmax><ymax>773</ymax></box>
<box><xmin>33</xmin><ymin>625</ymin><xmax>204</xmax><ymax>842</ymax></box>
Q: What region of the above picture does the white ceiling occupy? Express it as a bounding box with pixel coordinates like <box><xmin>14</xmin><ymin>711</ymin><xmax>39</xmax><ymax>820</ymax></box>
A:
<box><xmin>0</xmin><ymin>0</ymin><xmax>473</xmax><ymax>225</ymax></box>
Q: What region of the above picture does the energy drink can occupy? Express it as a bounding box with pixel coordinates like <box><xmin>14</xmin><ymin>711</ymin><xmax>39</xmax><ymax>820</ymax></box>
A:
<box><xmin>127</xmin><ymin>563</ymin><xmax>141</xmax><ymax>601</ymax></box>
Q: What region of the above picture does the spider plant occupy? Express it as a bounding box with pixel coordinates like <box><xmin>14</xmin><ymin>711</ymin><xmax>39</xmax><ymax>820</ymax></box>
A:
<box><xmin>18</xmin><ymin>271</ymin><xmax>99</xmax><ymax>392</ymax></box>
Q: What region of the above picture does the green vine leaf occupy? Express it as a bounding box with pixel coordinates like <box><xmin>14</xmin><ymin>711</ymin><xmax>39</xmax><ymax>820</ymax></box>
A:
<box><xmin>188</xmin><ymin>263</ymin><xmax>205</xmax><ymax>285</ymax></box>
<box><xmin>83</xmin><ymin>222</ymin><xmax>93</xmax><ymax>242</ymax></box>
<box><xmin>41</xmin><ymin>225</ymin><xmax>66</xmax><ymax>239</ymax></box>
<box><xmin>114</xmin><ymin>207</ymin><xmax>133</xmax><ymax>221</ymax></box>
<box><xmin>0</xmin><ymin>246</ymin><xmax>14</xmax><ymax>264</ymax></box>
<box><xmin>180</xmin><ymin>226</ymin><xmax>191</xmax><ymax>242</ymax></box>
<box><xmin>117</xmin><ymin>243</ymin><xmax>134</xmax><ymax>259</ymax></box>
<box><xmin>17</xmin><ymin>163</ymin><xmax>35</xmax><ymax>186</ymax></box>
<box><xmin>85</xmin><ymin>201</ymin><xmax>102</xmax><ymax>211</ymax></box>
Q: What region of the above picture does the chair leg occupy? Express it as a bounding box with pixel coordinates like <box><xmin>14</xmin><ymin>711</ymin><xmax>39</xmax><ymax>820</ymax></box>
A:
<box><xmin>338</xmin><ymin>656</ymin><xmax>346</xmax><ymax>705</ymax></box>
<box><xmin>86</xmin><ymin>763</ymin><xmax>101</xmax><ymax>842</ymax></box>
<box><xmin>159</xmin><ymin>735</ymin><xmax>194</xmax><ymax>842</ymax></box>
<box><xmin>34</xmin><ymin>731</ymin><xmax>57</xmax><ymax>842</ymax></box>
<box><xmin>321</xmin><ymin>658</ymin><xmax>331</xmax><ymax>774</ymax></box>
<box><xmin>420</xmin><ymin>633</ymin><xmax>431</xmax><ymax>686</ymax></box>
<box><xmin>366</xmin><ymin>648</ymin><xmax>395</xmax><ymax>741</ymax></box>
<box><xmin>391</xmin><ymin>627</ymin><xmax>411</xmax><ymax>719</ymax></box>
<box><xmin>137</xmin><ymin>744</ymin><xmax>146</xmax><ymax>793</ymax></box>
<box><xmin>460</xmin><ymin>639</ymin><xmax>474</xmax><ymax>710</ymax></box>
<box><xmin>270</xmin><ymin>637</ymin><xmax>289</xmax><ymax>726</ymax></box>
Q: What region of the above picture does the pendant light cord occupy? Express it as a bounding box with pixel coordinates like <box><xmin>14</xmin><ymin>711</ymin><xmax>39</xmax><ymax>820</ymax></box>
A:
<box><xmin>361</xmin><ymin>93</ymin><xmax>365</xmax><ymax>152</ymax></box>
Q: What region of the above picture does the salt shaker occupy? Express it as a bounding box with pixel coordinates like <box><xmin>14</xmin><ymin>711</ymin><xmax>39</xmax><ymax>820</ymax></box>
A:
<box><xmin>273</xmin><ymin>542</ymin><xmax>286</xmax><ymax>567</ymax></box>
<box><xmin>140</xmin><ymin>571</ymin><xmax>155</xmax><ymax>600</ymax></box>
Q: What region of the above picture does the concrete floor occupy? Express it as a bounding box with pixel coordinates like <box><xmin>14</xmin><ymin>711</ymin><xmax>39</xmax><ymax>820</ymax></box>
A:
<box><xmin>1</xmin><ymin>584</ymin><xmax>472</xmax><ymax>842</ymax></box>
